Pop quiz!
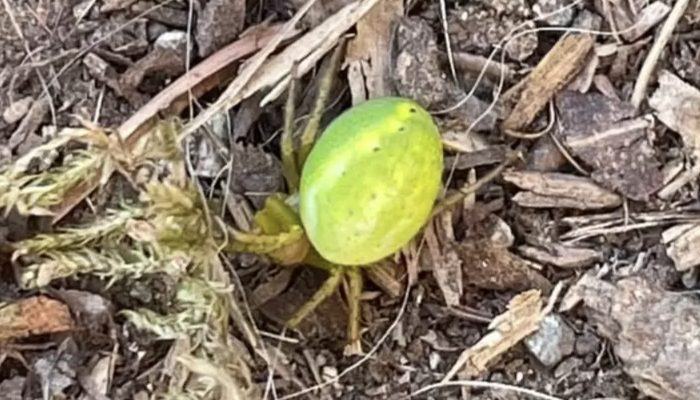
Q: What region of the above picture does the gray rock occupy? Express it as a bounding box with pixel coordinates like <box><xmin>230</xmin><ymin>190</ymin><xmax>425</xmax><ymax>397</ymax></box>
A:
<box><xmin>525</xmin><ymin>314</ymin><xmax>575</xmax><ymax>367</ymax></box>
<box><xmin>533</xmin><ymin>0</ymin><xmax>576</xmax><ymax>26</ymax></box>
<box><xmin>554</xmin><ymin>356</ymin><xmax>583</xmax><ymax>378</ymax></box>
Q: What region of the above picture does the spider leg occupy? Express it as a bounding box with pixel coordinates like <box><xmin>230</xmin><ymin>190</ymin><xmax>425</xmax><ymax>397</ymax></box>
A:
<box><xmin>296</xmin><ymin>39</ymin><xmax>346</xmax><ymax>168</ymax></box>
<box><xmin>286</xmin><ymin>267</ymin><xmax>343</xmax><ymax>328</ymax></box>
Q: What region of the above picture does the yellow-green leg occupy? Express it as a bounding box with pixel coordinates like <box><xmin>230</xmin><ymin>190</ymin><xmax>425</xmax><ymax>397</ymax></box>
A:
<box><xmin>286</xmin><ymin>268</ymin><xmax>343</xmax><ymax>328</ymax></box>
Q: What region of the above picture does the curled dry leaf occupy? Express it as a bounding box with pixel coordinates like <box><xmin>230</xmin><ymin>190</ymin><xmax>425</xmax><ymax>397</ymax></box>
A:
<box><xmin>457</xmin><ymin>215</ymin><xmax>551</xmax><ymax>292</ymax></box>
<box><xmin>119</xmin><ymin>32</ymin><xmax>189</xmax><ymax>107</ymax></box>
<box><xmin>561</xmin><ymin>274</ymin><xmax>700</xmax><ymax>400</ymax></box>
<box><xmin>455</xmin><ymin>238</ymin><xmax>552</xmax><ymax>293</ymax></box>
<box><xmin>2</xmin><ymin>96</ymin><xmax>33</xmax><ymax>124</ymax></box>
<box><xmin>424</xmin><ymin>219</ymin><xmax>462</xmax><ymax>307</ymax></box>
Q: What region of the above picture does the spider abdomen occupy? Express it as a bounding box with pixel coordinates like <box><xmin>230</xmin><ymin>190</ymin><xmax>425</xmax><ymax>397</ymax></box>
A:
<box><xmin>299</xmin><ymin>97</ymin><xmax>443</xmax><ymax>266</ymax></box>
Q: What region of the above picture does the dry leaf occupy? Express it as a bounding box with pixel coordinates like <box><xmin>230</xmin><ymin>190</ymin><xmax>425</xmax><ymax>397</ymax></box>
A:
<box><xmin>0</xmin><ymin>296</ymin><xmax>74</xmax><ymax>341</ymax></box>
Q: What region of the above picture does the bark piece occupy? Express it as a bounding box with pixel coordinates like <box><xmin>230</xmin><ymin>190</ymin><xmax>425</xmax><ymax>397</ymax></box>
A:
<box><xmin>391</xmin><ymin>17</ymin><xmax>496</xmax><ymax>131</ymax></box>
<box><xmin>504</xmin><ymin>171</ymin><xmax>623</xmax><ymax>209</ymax></box>
<box><xmin>561</xmin><ymin>274</ymin><xmax>700</xmax><ymax>400</ymax></box>
<box><xmin>195</xmin><ymin>0</ymin><xmax>246</xmax><ymax>57</ymax></box>
<box><xmin>555</xmin><ymin>90</ymin><xmax>664</xmax><ymax>201</ymax></box>
<box><xmin>346</xmin><ymin>0</ymin><xmax>402</xmax><ymax>100</ymax></box>
<box><xmin>503</xmin><ymin>34</ymin><xmax>594</xmax><ymax>131</ymax></box>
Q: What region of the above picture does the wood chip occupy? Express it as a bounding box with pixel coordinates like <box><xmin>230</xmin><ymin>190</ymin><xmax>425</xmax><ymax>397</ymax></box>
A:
<box><xmin>649</xmin><ymin>70</ymin><xmax>700</xmax><ymax>199</ymax></box>
<box><xmin>504</xmin><ymin>171</ymin><xmax>623</xmax><ymax>209</ymax></box>
<box><xmin>518</xmin><ymin>243</ymin><xmax>603</xmax><ymax>269</ymax></box>
<box><xmin>0</xmin><ymin>296</ymin><xmax>74</xmax><ymax>341</ymax></box>
<box><xmin>424</xmin><ymin>220</ymin><xmax>463</xmax><ymax>307</ymax></box>
<box><xmin>443</xmin><ymin>289</ymin><xmax>545</xmax><ymax>381</ymax></box>
<box><xmin>663</xmin><ymin>223</ymin><xmax>700</xmax><ymax>272</ymax></box>
<box><xmin>365</xmin><ymin>260</ymin><xmax>403</xmax><ymax>298</ymax></box>
<box><xmin>649</xmin><ymin>70</ymin><xmax>700</xmax><ymax>151</ymax></box>
<box><xmin>503</xmin><ymin>34</ymin><xmax>594</xmax><ymax>131</ymax></box>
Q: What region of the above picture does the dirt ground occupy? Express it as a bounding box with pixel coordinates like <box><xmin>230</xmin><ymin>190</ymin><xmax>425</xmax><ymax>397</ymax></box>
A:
<box><xmin>1</xmin><ymin>0</ymin><xmax>700</xmax><ymax>399</ymax></box>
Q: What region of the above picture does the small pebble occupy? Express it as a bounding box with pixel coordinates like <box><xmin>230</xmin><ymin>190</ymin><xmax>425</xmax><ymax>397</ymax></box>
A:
<box><xmin>3</xmin><ymin>96</ymin><xmax>33</xmax><ymax>124</ymax></box>
<box><xmin>524</xmin><ymin>314</ymin><xmax>576</xmax><ymax>367</ymax></box>
<box><xmin>575</xmin><ymin>330</ymin><xmax>601</xmax><ymax>357</ymax></box>
<box><xmin>533</xmin><ymin>0</ymin><xmax>576</xmax><ymax>26</ymax></box>
<box><xmin>554</xmin><ymin>356</ymin><xmax>583</xmax><ymax>378</ymax></box>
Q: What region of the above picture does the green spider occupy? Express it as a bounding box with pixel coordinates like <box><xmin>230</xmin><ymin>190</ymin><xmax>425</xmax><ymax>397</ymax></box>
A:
<box><xmin>226</xmin><ymin>45</ymin><xmax>509</xmax><ymax>354</ymax></box>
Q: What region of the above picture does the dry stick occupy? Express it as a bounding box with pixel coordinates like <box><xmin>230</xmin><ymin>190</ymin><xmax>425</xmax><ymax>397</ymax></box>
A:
<box><xmin>630</xmin><ymin>0</ymin><xmax>690</xmax><ymax>108</ymax></box>
<box><xmin>49</xmin><ymin>25</ymin><xmax>288</xmax><ymax>222</ymax></box>
<box><xmin>412</xmin><ymin>380</ymin><xmax>563</xmax><ymax>400</ymax></box>
<box><xmin>2</xmin><ymin>0</ymin><xmax>57</xmax><ymax>127</ymax></box>
<box><xmin>439</xmin><ymin>22</ymin><xmax>648</xmax><ymax>197</ymax></box>
<box><xmin>257</xmin><ymin>0</ymin><xmax>383</xmax><ymax>108</ymax></box>
<box><xmin>297</xmin><ymin>39</ymin><xmax>347</xmax><ymax>167</ymax></box>
<box><xmin>179</xmin><ymin>0</ymin><xmax>320</xmax><ymax>140</ymax></box>
<box><xmin>439</xmin><ymin>0</ymin><xmax>458</xmax><ymax>84</ymax></box>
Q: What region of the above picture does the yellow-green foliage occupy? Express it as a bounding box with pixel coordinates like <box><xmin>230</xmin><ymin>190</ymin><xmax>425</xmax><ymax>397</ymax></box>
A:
<box><xmin>6</xmin><ymin>119</ymin><xmax>258</xmax><ymax>400</ymax></box>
